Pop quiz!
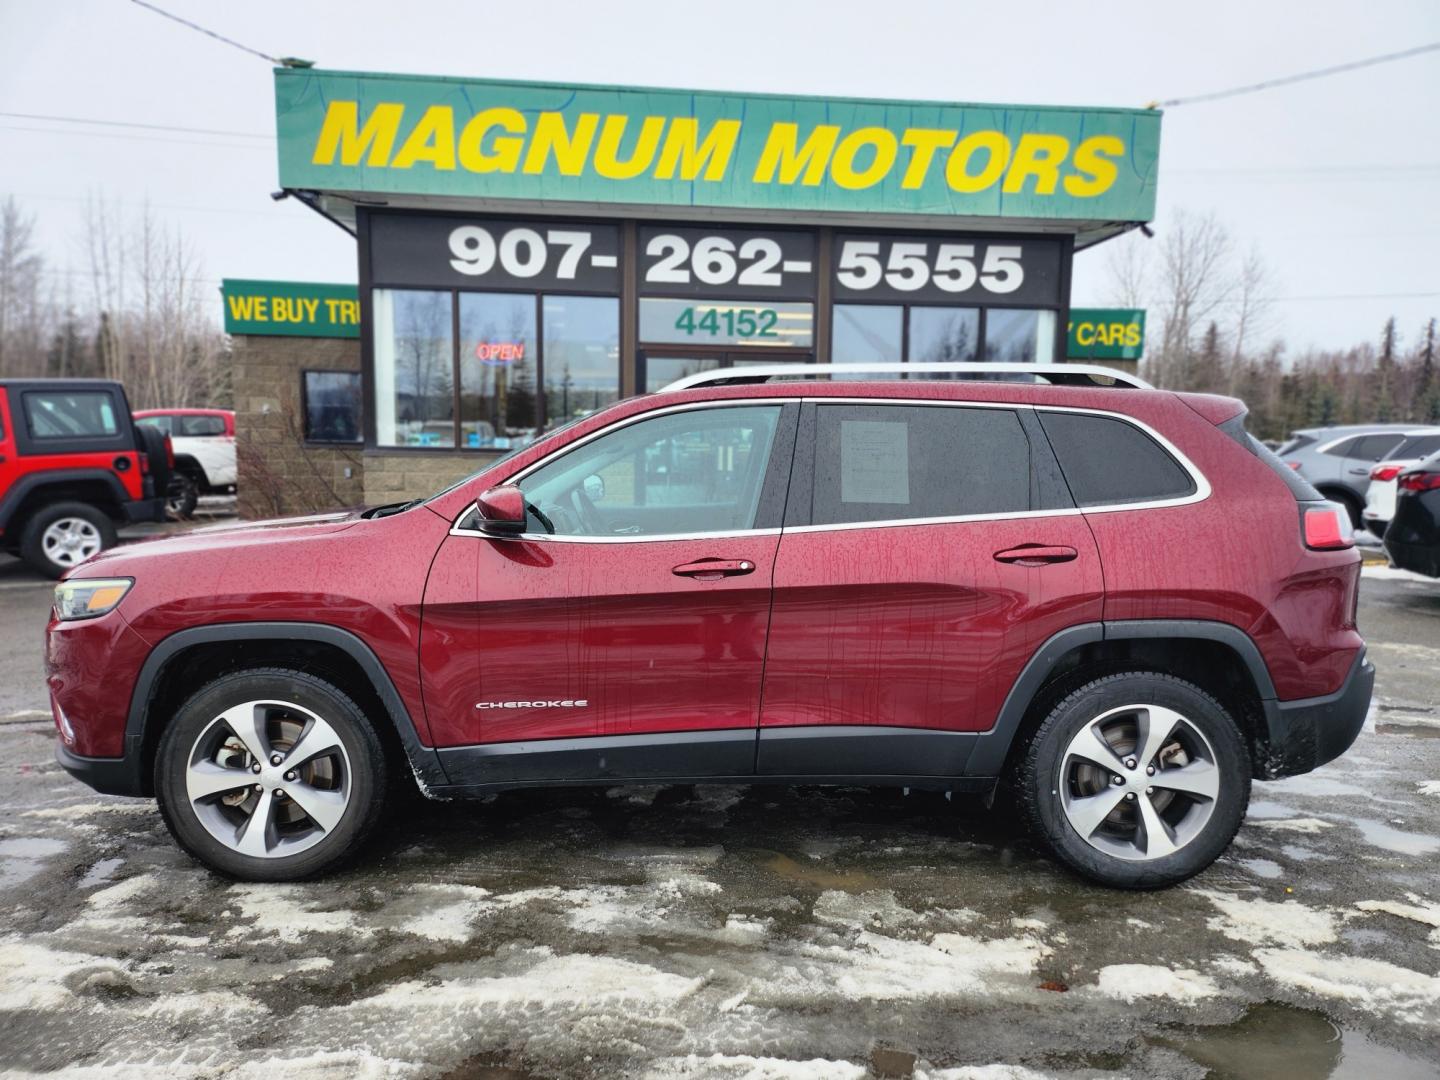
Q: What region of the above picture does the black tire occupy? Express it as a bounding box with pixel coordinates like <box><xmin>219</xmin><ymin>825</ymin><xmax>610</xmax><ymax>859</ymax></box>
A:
<box><xmin>1016</xmin><ymin>671</ymin><xmax>1250</xmax><ymax>890</ymax></box>
<box><xmin>19</xmin><ymin>501</ymin><xmax>118</xmax><ymax>579</ymax></box>
<box><xmin>155</xmin><ymin>668</ymin><xmax>388</xmax><ymax>881</ymax></box>
<box><xmin>167</xmin><ymin>473</ymin><xmax>199</xmax><ymax>519</ymax></box>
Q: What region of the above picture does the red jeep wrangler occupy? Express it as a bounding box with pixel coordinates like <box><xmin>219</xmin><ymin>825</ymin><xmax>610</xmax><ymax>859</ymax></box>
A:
<box><xmin>45</xmin><ymin>364</ymin><xmax>1372</xmax><ymax>888</ymax></box>
<box><xmin>0</xmin><ymin>379</ymin><xmax>168</xmax><ymax>577</ymax></box>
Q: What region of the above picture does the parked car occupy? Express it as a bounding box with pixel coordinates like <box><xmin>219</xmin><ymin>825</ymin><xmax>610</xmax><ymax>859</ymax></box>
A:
<box><xmin>0</xmin><ymin>379</ymin><xmax>169</xmax><ymax>577</ymax></box>
<box><xmin>47</xmin><ymin>364</ymin><xmax>1371</xmax><ymax>889</ymax></box>
<box><xmin>1362</xmin><ymin>428</ymin><xmax>1440</xmax><ymax>538</ymax></box>
<box><xmin>133</xmin><ymin>408</ymin><xmax>236</xmax><ymax>518</ymax></box>
<box><xmin>1384</xmin><ymin>449</ymin><xmax>1440</xmax><ymax>577</ymax></box>
<box><xmin>1278</xmin><ymin>423</ymin><xmax>1416</xmax><ymax>527</ymax></box>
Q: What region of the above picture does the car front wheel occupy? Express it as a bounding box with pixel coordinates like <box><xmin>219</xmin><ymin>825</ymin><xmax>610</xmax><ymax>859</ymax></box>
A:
<box><xmin>1017</xmin><ymin>672</ymin><xmax>1250</xmax><ymax>889</ymax></box>
<box><xmin>156</xmin><ymin>668</ymin><xmax>388</xmax><ymax>881</ymax></box>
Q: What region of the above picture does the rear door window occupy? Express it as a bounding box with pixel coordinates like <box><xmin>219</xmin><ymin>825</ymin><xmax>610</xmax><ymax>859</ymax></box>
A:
<box><xmin>1038</xmin><ymin>410</ymin><xmax>1195</xmax><ymax>507</ymax></box>
<box><xmin>178</xmin><ymin>414</ymin><xmax>226</xmax><ymax>437</ymax></box>
<box><xmin>24</xmin><ymin>391</ymin><xmax>120</xmax><ymax>439</ymax></box>
<box><xmin>1349</xmin><ymin>433</ymin><xmax>1405</xmax><ymax>461</ymax></box>
<box><xmin>808</xmin><ymin>404</ymin><xmax>1030</xmax><ymax>526</ymax></box>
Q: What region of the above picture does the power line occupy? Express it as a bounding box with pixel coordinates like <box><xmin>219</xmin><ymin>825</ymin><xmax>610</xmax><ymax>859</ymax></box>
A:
<box><xmin>0</xmin><ymin>111</ymin><xmax>270</xmax><ymax>140</ymax></box>
<box><xmin>0</xmin><ymin>124</ymin><xmax>268</xmax><ymax>152</ymax></box>
<box><xmin>1154</xmin><ymin>42</ymin><xmax>1440</xmax><ymax>108</ymax></box>
<box><xmin>128</xmin><ymin>0</ymin><xmax>281</xmax><ymax>66</ymax></box>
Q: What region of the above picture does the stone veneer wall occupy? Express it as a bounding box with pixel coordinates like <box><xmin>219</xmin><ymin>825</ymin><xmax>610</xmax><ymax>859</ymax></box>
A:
<box><xmin>233</xmin><ymin>334</ymin><xmax>365</xmax><ymax>519</ymax></box>
<box><xmin>360</xmin><ymin>451</ymin><xmax>498</xmax><ymax>506</ymax></box>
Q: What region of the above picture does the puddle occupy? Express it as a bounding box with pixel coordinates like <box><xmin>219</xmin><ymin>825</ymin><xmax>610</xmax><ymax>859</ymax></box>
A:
<box><xmin>1240</xmin><ymin>858</ymin><xmax>1284</xmax><ymax>880</ymax></box>
<box><xmin>756</xmin><ymin>851</ymin><xmax>879</xmax><ymax>892</ymax></box>
<box><xmin>1159</xmin><ymin>1002</ymin><xmax>1435</xmax><ymax>1079</ymax></box>
<box><xmin>1344</xmin><ymin>817</ymin><xmax>1440</xmax><ymax>856</ymax></box>
<box><xmin>1376</xmin><ymin>723</ymin><xmax>1440</xmax><ymax>739</ymax></box>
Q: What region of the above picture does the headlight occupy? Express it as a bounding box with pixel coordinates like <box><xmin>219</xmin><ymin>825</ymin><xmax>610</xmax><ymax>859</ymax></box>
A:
<box><xmin>53</xmin><ymin>578</ymin><xmax>133</xmax><ymax>621</ymax></box>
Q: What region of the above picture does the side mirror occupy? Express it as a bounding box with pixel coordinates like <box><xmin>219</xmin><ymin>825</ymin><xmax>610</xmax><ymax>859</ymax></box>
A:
<box><xmin>475</xmin><ymin>484</ymin><xmax>526</xmax><ymax>536</ymax></box>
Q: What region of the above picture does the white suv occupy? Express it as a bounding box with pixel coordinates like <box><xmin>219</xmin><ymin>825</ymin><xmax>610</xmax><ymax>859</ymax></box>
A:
<box><xmin>133</xmin><ymin>408</ymin><xmax>236</xmax><ymax>518</ymax></box>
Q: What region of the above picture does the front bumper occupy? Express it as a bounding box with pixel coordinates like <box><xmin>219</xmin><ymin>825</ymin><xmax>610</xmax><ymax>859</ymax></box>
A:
<box><xmin>1259</xmin><ymin>648</ymin><xmax>1375</xmax><ymax>779</ymax></box>
<box><xmin>55</xmin><ymin>735</ymin><xmax>148</xmax><ymax>797</ymax></box>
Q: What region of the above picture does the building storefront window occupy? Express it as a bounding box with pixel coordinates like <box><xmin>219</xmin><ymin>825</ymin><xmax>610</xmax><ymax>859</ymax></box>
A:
<box><xmin>459</xmin><ymin>291</ymin><xmax>538</xmax><ymax>449</ymax></box>
<box><xmin>373</xmin><ymin>289</ymin><xmax>454</xmax><ymax>448</ymax></box>
<box><xmin>833</xmin><ymin>304</ymin><xmax>902</xmax><ymax>372</ymax></box>
<box><xmin>984</xmin><ymin>308</ymin><xmax>1057</xmax><ymax>364</ymax></box>
<box><xmin>302</xmin><ymin>371</ymin><xmax>363</xmax><ymax>443</ymax></box>
<box><xmin>909</xmin><ymin>306</ymin><xmax>980</xmax><ymax>364</ymax></box>
<box><xmin>543</xmin><ymin>296</ymin><xmax>620</xmax><ymax>427</ymax></box>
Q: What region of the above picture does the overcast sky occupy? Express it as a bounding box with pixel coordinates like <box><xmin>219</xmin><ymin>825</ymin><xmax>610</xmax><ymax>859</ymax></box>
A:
<box><xmin>1</xmin><ymin>0</ymin><xmax>1436</xmax><ymax>354</ymax></box>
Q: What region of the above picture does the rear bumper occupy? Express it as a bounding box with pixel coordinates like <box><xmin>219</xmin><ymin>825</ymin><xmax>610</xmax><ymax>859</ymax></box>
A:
<box><xmin>1259</xmin><ymin>649</ymin><xmax>1375</xmax><ymax>779</ymax></box>
<box><xmin>55</xmin><ymin>736</ymin><xmax>147</xmax><ymax>797</ymax></box>
<box><xmin>1385</xmin><ymin>539</ymin><xmax>1440</xmax><ymax>578</ymax></box>
<box><xmin>123</xmin><ymin>497</ymin><xmax>166</xmax><ymax>525</ymax></box>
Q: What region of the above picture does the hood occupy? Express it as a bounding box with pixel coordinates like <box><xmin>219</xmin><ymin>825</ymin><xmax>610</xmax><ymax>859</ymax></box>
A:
<box><xmin>70</xmin><ymin>508</ymin><xmax>366</xmax><ymax>576</ymax></box>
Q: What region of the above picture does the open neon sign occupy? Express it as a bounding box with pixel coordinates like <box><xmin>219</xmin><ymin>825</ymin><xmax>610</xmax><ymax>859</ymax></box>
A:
<box><xmin>475</xmin><ymin>341</ymin><xmax>527</xmax><ymax>365</ymax></box>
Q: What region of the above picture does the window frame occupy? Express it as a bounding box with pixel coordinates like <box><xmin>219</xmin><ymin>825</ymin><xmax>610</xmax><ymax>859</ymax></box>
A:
<box><xmin>783</xmin><ymin>399</ymin><xmax>1210</xmax><ymax>533</ymax></box>
<box><xmin>301</xmin><ymin>370</ymin><xmax>364</xmax><ymax>446</ymax></box>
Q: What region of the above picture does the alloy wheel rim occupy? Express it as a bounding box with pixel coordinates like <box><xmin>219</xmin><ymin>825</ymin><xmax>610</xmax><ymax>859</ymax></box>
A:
<box><xmin>1058</xmin><ymin>703</ymin><xmax>1221</xmax><ymax>862</ymax></box>
<box><xmin>185</xmin><ymin>699</ymin><xmax>352</xmax><ymax>859</ymax></box>
<box><xmin>42</xmin><ymin>518</ymin><xmax>102</xmax><ymax>566</ymax></box>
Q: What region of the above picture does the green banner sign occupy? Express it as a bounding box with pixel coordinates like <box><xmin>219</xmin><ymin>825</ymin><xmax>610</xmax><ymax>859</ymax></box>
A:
<box><xmin>275</xmin><ymin>69</ymin><xmax>1161</xmax><ymax>223</ymax></box>
<box><xmin>1067</xmin><ymin>308</ymin><xmax>1146</xmax><ymax>360</ymax></box>
<box><xmin>221</xmin><ymin>279</ymin><xmax>359</xmax><ymax>338</ymax></box>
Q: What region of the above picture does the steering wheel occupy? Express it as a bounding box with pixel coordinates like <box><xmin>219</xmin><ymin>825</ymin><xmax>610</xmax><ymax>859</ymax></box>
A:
<box><xmin>570</xmin><ymin>485</ymin><xmax>604</xmax><ymax>536</ymax></box>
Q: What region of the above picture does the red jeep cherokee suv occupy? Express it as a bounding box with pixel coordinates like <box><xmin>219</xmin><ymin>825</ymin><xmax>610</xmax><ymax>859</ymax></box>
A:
<box><xmin>46</xmin><ymin>366</ymin><xmax>1373</xmax><ymax>888</ymax></box>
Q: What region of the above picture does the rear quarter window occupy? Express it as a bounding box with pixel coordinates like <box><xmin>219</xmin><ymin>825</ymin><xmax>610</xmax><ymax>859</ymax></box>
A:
<box><xmin>1038</xmin><ymin>411</ymin><xmax>1195</xmax><ymax>507</ymax></box>
<box><xmin>24</xmin><ymin>391</ymin><xmax>120</xmax><ymax>439</ymax></box>
<box><xmin>178</xmin><ymin>415</ymin><xmax>226</xmax><ymax>437</ymax></box>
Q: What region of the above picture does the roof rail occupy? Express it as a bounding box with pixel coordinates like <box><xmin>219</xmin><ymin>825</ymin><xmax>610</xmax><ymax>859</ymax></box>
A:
<box><xmin>660</xmin><ymin>362</ymin><xmax>1153</xmax><ymax>392</ymax></box>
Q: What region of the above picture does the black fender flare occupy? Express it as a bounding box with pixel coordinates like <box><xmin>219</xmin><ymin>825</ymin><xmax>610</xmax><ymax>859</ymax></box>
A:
<box><xmin>964</xmin><ymin>619</ymin><xmax>1277</xmax><ymax>776</ymax></box>
<box><xmin>126</xmin><ymin>621</ymin><xmax>447</xmax><ymax>792</ymax></box>
<box><xmin>0</xmin><ymin>469</ymin><xmax>130</xmax><ymax>532</ymax></box>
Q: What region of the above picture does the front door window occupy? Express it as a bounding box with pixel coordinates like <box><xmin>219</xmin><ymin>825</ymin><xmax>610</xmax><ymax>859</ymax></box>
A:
<box><xmin>518</xmin><ymin>405</ymin><xmax>782</xmax><ymax>538</ymax></box>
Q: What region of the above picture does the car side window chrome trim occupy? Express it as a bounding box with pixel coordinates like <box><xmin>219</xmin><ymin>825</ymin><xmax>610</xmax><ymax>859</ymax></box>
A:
<box><xmin>449</xmin><ymin>395</ymin><xmax>1212</xmax><ymax>540</ymax></box>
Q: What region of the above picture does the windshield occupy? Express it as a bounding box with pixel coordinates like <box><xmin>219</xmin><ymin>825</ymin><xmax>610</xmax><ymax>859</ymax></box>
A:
<box><xmin>423</xmin><ymin>411</ymin><xmax>595</xmax><ymax>503</ymax></box>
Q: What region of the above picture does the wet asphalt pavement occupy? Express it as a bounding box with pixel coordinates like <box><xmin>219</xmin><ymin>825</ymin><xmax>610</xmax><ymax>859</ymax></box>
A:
<box><xmin>0</xmin><ymin>540</ymin><xmax>1438</xmax><ymax>1079</ymax></box>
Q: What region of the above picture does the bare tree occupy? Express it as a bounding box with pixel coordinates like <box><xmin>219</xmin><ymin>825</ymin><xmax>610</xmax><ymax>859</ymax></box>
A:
<box><xmin>1150</xmin><ymin>210</ymin><xmax>1236</xmax><ymax>390</ymax></box>
<box><xmin>1227</xmin><ymin>246</ymin><xmax>1277</xmax><ymax>393</ymax></box>
<box><xmin>1103</xmin><ymin>228</ymin><xmax>1152</xmax><ymax>310</ymax></box>
<box><xmin>0</xmin><ymin>197</ymin><xmax>48</xmax><ymax>377</ymax></box>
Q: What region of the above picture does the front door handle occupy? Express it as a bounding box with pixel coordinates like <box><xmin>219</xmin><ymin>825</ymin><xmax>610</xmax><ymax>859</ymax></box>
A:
<box><xmin>672</xmin><ymin>558</ymin><xmax>756</xmax><ymax>580</ymax></box>
<box><xmin>993</xmin><ymin>545</ymin><xmax>1078</xmax><ymax>566</ymax></box>
<box><xmin>1348</xmin><ymin>467</ymin><xmax>1372</xmax><ymax>476</ymax></box>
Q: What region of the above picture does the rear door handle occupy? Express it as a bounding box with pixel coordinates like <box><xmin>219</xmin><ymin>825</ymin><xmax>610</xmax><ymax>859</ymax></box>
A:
<box><xmin>672</xmin><ymin>558</ymin><xmax>756</xmax><ymax>580</ymax></box>
<box><xmin>993</xmin><ymin>545</ymin><xmax>1078</xmax><ymax>566</ymax></box>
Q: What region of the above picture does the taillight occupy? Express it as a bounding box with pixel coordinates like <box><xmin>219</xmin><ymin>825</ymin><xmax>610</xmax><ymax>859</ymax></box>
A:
<box><xmin>165</xmin><ymin>434</ymin><xmax>175</xmax><ymax>468</ymax></box>
<box><xmin>1398</xmin><ymin>472</ymin><xmax>1440</xmax><ymax>493</ymax></box>
<box><xmin>1371</xmin><ymin>464</ymin><xmax>1404</xmax><ymax>482</ymax></box>
<box><xmin>138</xmin><ymin>452</ymin><xmax>150</xmax><ymax>475</ymax></box>
<box><xmin>1303</xmin><ymin>504</ymin><xmax>1354</xmax><ymax>550</ymax></box>
<box><xmin>1286</xmin><ymin>461</ymin><xmax>1302</xmax><ymax>471</ymax></box>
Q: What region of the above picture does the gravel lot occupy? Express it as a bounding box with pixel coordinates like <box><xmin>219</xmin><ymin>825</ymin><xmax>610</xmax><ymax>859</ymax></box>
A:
<box><xmin>1</xmin><ymin>536</ymin><xmax>1437</xmax><ymax>1078</ymax></box>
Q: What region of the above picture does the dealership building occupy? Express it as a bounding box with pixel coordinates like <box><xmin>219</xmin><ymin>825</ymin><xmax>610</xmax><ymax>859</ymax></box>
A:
<box><xmin>231</xmin><ymin>68</ymin><xmax>1156</xmax><ymax>514</ymax></box>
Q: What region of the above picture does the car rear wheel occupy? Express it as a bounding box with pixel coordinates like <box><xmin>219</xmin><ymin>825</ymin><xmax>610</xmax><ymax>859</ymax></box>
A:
<box><xmin>166</xmin><ymin>474</ymin><xmax>199</xmax><ymax>519</ymax></box>
<box><xmin>20</xmin><ymin>502</ymin><xmax>118</xmax><ymax>578</ymax></box>
<box><xmin>156</xmin><ymin>668</ymin><xmax>388</xmax><ymax>881</ymax></box>
<box><xmin>1016</xmin><ymin>671</ymin><xmax>1250</xmax><ymax>889</ymax></box>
